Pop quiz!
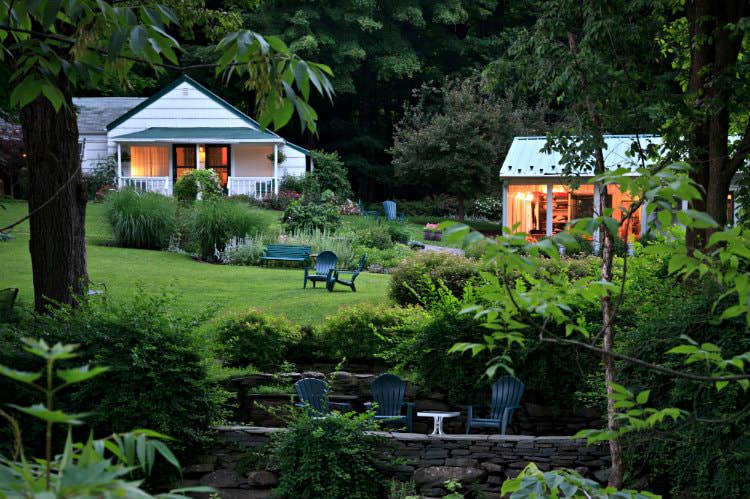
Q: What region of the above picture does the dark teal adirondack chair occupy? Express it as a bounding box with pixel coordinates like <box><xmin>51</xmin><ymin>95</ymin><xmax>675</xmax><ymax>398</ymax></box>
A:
<box><xmin>294</xmin><ymin>378</ymin><xmax>350</xmax><ymax>416</ymax></box>
<box><xmin>327</xmin><ymin>254</ymin><xmax>367</xmax><ymax>292</ymax></box>
<box><xmin>364</xmin><ymin>373</ymin><xmax>414</xmax><ymax>432</ymax></box>
<box><xmin>303</xmin><ymin>250</ymin><xmax>338</xmax><ymax>289</ymax></box>
<box><xmin>382</xmin><ymin>200</ymin><xmax>398</xmax><ymax>221</ymax></box>
<box><xmin>466</xmin><ymin>376</ymin><xmax>524</xmax><ymax>435</ymax></box>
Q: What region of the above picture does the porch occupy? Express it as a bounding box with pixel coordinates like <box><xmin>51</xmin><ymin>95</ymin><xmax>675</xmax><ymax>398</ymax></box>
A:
<box><xmin>112</xmin><ymin>127</ymin><xmax>285</xmax><ymax>198</ymax></box>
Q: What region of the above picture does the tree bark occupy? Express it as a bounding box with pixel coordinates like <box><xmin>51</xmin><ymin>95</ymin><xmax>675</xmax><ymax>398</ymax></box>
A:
<box><xmin>456</xmin><ymin>193</ymin><xmax>466</xmax><ymax>221</ymax></box>
<box><xmin>20</xmin><ymin>77</ymin><xmax>88</xmax><ymax>312</ymax></box>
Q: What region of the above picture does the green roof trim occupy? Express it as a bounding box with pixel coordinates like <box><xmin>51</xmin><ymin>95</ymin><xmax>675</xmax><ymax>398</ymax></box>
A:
<box><xmin>106</xmin><ymin>74</ymin><xmax>270</xmax><ymax>133</ymax></box>
<box><xmin>285</xmin><ymin>142</ymin><xmax>310</xmax><ymax>155</ymax></box>
<box><xmin>114</xmin><ymin>127</ymin><xmax>281</xmax><ymax>141</ymax></box>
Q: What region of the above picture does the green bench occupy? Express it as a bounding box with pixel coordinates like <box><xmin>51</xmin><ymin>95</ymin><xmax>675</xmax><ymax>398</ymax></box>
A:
<box><xmin>260</xmin><ymin>244</ymin><xmax>312</xmax><ymax>265</ymax></box>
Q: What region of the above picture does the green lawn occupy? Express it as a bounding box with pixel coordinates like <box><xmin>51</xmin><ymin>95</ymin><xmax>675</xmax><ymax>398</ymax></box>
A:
<box><xmin>0</xmin><ymin>199</ymin><xmax>390</xmax><ymax>325</ymax></box>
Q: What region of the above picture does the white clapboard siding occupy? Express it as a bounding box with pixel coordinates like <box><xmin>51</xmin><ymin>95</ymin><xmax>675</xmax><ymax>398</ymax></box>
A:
<box><xmin>79</xmin><ymin>134</ymin><xmax>109</xmax><ymax>172</ymax></box>
<box><xmin>108</xmin><ymin>81</ymin><xmax>258</xmax><ymax>138</ymax></box>
<box><xmin>280</xmin><ymin>144</ymin><xmax>306</xmax><ymax>177</ymax></box>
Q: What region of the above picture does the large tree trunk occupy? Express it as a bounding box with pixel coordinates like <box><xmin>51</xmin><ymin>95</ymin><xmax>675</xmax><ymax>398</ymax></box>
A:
<box><xmin>684</xmin><ymin>0</ymin><xmax>750</xmax><ymax>249</ymax></box>
<box><xmin>456</xmin><ymin>193</ymin><xmax>466</xmax><ymax>221</ymax></box>
<box><xmin>20</xmin><ymin>78</ymin><xmax>88</xmax><ymax>312</ymax></box>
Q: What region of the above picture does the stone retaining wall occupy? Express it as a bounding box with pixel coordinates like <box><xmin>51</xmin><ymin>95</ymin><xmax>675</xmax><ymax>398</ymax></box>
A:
<box><xmin>184</xmin><ymin>426</ymin><xmax>611</xmax><ymax>498</ymax></box>
<box><xmin>226</xmin><ymin>372</ymin><xmax>601</xmax><ymax>436</ymax></box>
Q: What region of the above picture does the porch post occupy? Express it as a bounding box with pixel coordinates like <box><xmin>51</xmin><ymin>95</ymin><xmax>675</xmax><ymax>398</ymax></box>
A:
<box><xmin>546</xmin><ymin>183</ymin><xmax>553</xmax><ymax>237</ymax></box>
<box><xmin>273</xmin><ymin>143</ymin><xmax>279</xmax><ymax>194</ymax></box>
<box><xmin>501</xmin><ymin>181</ymin><xmax>508</xmax><ymax>229</ymax></box>
<box><xmin>116</xmin><ymin>143</ymin><xmax>122</xmax><ymax>189</ymax></box>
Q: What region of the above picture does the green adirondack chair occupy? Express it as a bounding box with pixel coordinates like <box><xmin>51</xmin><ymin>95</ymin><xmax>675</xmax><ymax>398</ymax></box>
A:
<box><xmin>364</xmin><ymin>373</ymin><xmax>414</xmax><ymax>432</ymax></box>
<box><xmin>294</xmin><ymin>378</ymin><xmax>351</xmax><ymax>416</ymax></box>
<box><xmin>327</xmin><ymin>254</ymin><xmax>367</xmax><ymax>292</ymax></box>
<box><xmin>466</xmin><ymin>376</ymin><xmax>524</xmax><ymax>435</ymax></box>
<box><xmin>303</xmin><ymin>250</ymin><xmax>338</xmax><ymax>289</ymax></box>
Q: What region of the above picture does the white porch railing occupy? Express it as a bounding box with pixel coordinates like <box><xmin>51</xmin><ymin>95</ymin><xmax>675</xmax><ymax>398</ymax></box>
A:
<box><xmin>120</xmin><ymin>177</ymin><xmax>171</xmax><ymax>196</ymax></box>
<box><xmin>228</xmin><ymin>177</ymin><xmax>276</xmax><ymax>198</ymax></box>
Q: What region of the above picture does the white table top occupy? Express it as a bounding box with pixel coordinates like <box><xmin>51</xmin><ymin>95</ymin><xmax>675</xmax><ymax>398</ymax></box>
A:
<box><xmin>417</xmin><ymin>411</ymin><xmax>460</xmax><ymax>417</ymax></box>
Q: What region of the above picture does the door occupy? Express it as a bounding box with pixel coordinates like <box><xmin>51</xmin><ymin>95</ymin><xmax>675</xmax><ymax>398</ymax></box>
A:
<box><xmin>205</xmin><ymin>145</ymin><xmax>231</xmax><ymax>189</ymax></box>
<box><xmin>173</xmin><ymin>144</ymin><xmax>196</xmax><ymax>182</ymax></box>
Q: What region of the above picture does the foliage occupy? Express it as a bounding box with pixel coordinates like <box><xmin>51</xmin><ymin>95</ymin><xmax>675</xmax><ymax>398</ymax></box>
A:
<box><xmin>189</xmin><ymin>199</ymin><xmax>267</xmax><ymax>260</ymax></box>
<box><xmin>84</xmin><ymin>156</ymin><xmax>117</xmax><ymax>200</ymax></box>
<box><xmin>217</xmin><ymin>308</ymin><xmax>301</xmax><ymax>371</ymax></box>
<box><xmin>389</xmin><ymin>251</ymin><xmax>479</xmax><ymax>306</ymax></box>
<box><xmin>309</xmin><ymin>150</ymin><xmax>352</xmax><ymax>199</ymax></box>
<box><xmin>397</xmin><ymin>195</ymin><xmax>458</xmax><ymax>217</ymax></box>
<box><xmin>409</xmin><ymin>284</ymin><xmax>492</xmax><ymax>404</ymax></box>
<box><xmin>470</xmin><ymin>195</ymin><xmax>502</xmax><ymax>220</ymax></box>
<box><xmin>281</xmin><ymin>228</ymin><xmax>358</xmax><ymax>268</ymax></box>
<box><xmin>270</xmin><ymin>409</ymin><xmax>387</xmax><ymax>499</ymax></box>
<box><xmin>2</xmin><ymin>293</ymin><xmax>221</xmax><ymax>458</ymax></box>
<box><xmin>315</xmin><ymin>303</ymin><xmax>429</xmax><ymax>363</ymax></box>
<box><xmin>0</xmin><ymin>338</ymin><xmax>209</xmax><ymax>498</ymax></box>
<box><xmin>357</xmin><ymin>223</ymin><xmax>395</xmax><ymax>250</ymax></box>
<box><xmin>391</xmin><ymin>77</ymin><xmax>546</xmax><ymax>216</ymax></box>
<box><xmin>215</xmin><ymin>233</ymin><xmax>271</xmax><ymax>265</ymax></box>
<box><xmin>173</xmin><ymin>169</ymin><xmax>223</xmax><ymax>203</ymax></box>
<box><xmin>388</xmin><ymin>224</ymin><xmax>411</xmax><ymax>245</ymax></box>
<box><xmin>282</xmin><ymin>191</ymin><xmax>342</xmax><ymax>233</ymax></box>
<box><xmin>105</xmin><ymin>189</ymin><xmax>177</xmax><ymax>250</ymax></box>
<box><xmin>279</xmin><ymin>174</ymin><xmax>306</xmax><ymax>194</ymax></box>
<box><xmin>357</xmin><ymin>244</ymin><xmax>413</xmax><ymax>272</ymax></box>
<box><xmin>501</xmin><ymin>463</ymin><xmax>659</xmax><ymax>499</ymax></box>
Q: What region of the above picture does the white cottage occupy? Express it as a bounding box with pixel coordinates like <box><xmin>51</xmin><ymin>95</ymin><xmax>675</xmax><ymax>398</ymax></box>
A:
<box><xmin>75</xmin><ymin>75</ymin><xmax>311</xmax><ymax>197</ymax></box>
<box><xmin>500</xmin><ymin>135</ymin><xmax>739</xmax><ymax>240</ymax></box>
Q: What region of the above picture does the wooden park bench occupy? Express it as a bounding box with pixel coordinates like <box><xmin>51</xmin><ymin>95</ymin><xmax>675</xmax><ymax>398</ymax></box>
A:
<box><xmin>260</xmin><ymin>244</ymin><xmax>311</xmax><ymax>265</ymax></box>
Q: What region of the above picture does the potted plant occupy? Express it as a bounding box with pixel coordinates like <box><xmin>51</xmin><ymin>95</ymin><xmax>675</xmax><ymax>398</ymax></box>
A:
<box><xmin>423</xmin><ymin>223</ymin><xmax>442</xmax><ymax>241</ymax></box>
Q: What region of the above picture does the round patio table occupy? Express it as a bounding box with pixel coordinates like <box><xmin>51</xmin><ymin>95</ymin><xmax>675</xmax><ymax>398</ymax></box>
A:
<box><xmin>417</xmin><ymin>411</ymin><xmax>460</xmax><ymax>436</ymax></box>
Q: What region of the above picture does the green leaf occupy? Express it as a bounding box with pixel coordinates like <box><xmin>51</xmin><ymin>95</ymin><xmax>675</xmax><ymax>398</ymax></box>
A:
<box><xmin>635</xmin><ymin>390</ymin><xmax>650</xmax><ymax>404</ymax></box>
<box><xmin>0</xmin><ymin>364</ymin><xmax>42</xmax><ymax>384</ymax></box>
<box><xmin>129</xmin><ymin>25</ymin><xmax>147</xmax><ymax>54</ymax></box>
<box><xmin>151</xmin><ymin>439</ymin><xmax>181</xmax><ymax>471</ymax></box>
<box><xmin>8</xmin><ymin>404</ymin><xmax>88</xmax><ymax>424</ymax></box>
<box><xmin>41</xmin><ymin>83</ymin><xmax>65</xmax><ymax>112</ymax></box>
<box><xmin>715</xmin><ymin>380</ymin><xmax>729</xmax><ymax>391</ymax></box>
<box><xmin>57</xmin><ymin>365</ymin><xmax>109</xmax><ymax>385</ymax></box>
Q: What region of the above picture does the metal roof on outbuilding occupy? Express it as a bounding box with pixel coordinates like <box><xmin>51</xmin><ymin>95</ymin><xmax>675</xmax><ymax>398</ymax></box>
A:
<box><xmin>73</xmin><ymin>97</ymin><xmax>147</xmax><ymax>134</ymax></box>
<box><xmin>112</xmin><ymin>127</ymin><xmax>283</xmax><ymax>142</ymax></box>
<box><xmin>500</xmin><ymin>135</ymin><xmax>662</xmax><ymax>178</ymax></box>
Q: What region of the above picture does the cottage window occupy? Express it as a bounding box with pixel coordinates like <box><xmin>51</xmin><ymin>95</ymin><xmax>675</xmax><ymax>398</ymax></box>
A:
<box><xmin>130</xmin><ymin>146</ymin><xmax>169</xmax><ymax>177</ymax></box>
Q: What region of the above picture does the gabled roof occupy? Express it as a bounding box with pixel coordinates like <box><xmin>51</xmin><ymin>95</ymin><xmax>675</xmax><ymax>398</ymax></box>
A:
<box><xmin>105</xmin><ymin>74</ymin><xmax>270</xmax><ymax>132</ymax></box>
<box><xmin>74</xmin><ymin>97</ymin><xmax>147</xmax><ymax>134</ymax></box>
<box><xmin>501</xmin><ymin>135</ymin><xmax>662</xmax><ymax>178</ymax></box>
<box><xmin>113</xmin><ymin>127</ymin><xmax>283</xmax><ymax>142</ymax></box>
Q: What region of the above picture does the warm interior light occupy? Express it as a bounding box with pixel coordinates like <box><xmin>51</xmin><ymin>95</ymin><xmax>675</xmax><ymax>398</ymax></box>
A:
<box><xmin>199</xmin><ymin>145</ymin><xmax>206</xmax><ymax>165</ymax></box>
<box><xmin>552</xmin><ymin>185</ymin><xmax>567</xmax><ymax>193</ymax></box>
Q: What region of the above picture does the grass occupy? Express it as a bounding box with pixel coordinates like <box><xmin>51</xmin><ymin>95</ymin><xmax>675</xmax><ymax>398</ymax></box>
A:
<box><xmin>0</xmin><ymin>198</ymin><xmax>390</xmax><ymax>325</ymax></box>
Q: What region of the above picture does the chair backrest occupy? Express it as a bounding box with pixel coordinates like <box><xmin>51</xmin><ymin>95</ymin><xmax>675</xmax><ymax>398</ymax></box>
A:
<box><xmin>315</xmin><ymin>251</ymin><xmax>338</xmax><ymax>274</ymax></box>
<box><xmin>489</xmin><ymin>376</ymin><xmax>525</xmax><ymax>420</ymax></box>
<box><xmin>295</xmin><ymin>378</ymin><xmax>329</xmax><ymax>413</ymax></box>
<box><xmin>355</xmin><ymin>253</ymin><xmax>368</xmax><ymax>273</ymax></box>
<box><xmin>383</xmin><ymin>200</ymin><xmax>397</xmax><ymax>221</ymax></box>
<box><xmin>370</xmin><ymin>373</ymin><xmax>406</xmax><ymax>417</ymax></box>
<box><xmin>0</xmin><ymin>288</ymin><xmax>19</xmax><ymax>315</ymax></box>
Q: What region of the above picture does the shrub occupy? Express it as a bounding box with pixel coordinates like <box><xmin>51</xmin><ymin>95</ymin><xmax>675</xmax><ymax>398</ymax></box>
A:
<box><xmin>189</xmin><ymin>199</ymin><xmax>266</xmax><ymax>260</ymax></box>
<box><xmin>173</xmin><ymin>169</ymin><xmax>222</xmax><ymax>202</ymax></box>
<box><xmin>215</xmin><ymin>234</ymin><xmax>269</xmax><ymax>265</ymax></box>
<box><xmin>105</xmin><ymin>188</ymin><xmax>177</xmax><ymax>249</ymax></box>
<box><xmin>281</xmin><ymin>228</ymin><xmax>359</xmax><ymax>267</ymax></box>
<box><xmin>315</xmin><ymin>303</ymin><xmax>429</xmax><ymax>362</ymax></box>
<box><xmin>389</xmin><ymin>251</ymin><xmax>479</xmax><ymax>306</ymax></box>
<box><xmin>309</xmin><ymin>150</ymin><xmax>352</xmax><ymax>199</ymax></box>
<box><xmin>397</xmin><ymin>194</ymin><xmax>458</xmax><ymax>217</ymax></box>
<box><xmin>359</xmin><ymin>243</ymin><xmax>414</xmax><ymax>272</ymax></box>
<box><xmin>217</xmin><ymin>309</ymin><xmax>301</xmax><ymax>371</ymax></box>
<box><xmin>388</xmin><ymin>223</ymin><xmax>412</xmax><ymax>245</ymax></box>
<box><xmin>271</xmin><ymin>410</ymin><xmax>386</xmax><ymax>499</ymax></box>
<box><xmin>470</xmin><ymin>195</ymin><xmax>502</xmax><ymax>220</ymax></box>
<box><xmin>282</xmin><ymin>191</ymin><xmax>341</xmax><ymax>233</ymax></box>
<box><xmin>84</xmin><ymin>156</ymin><xmax>116</xmax><ymax>200</ymax></box>
<box><xmin>4</xmin><ymin>292</ymin><xmax>221</xmax><ymax>457</ymax></box>
<box><xmin>356</xmin><ymin>223</ymin><xmax>394</xmax><ymax>250</ymax></box>
<box><xmin>279</xmin><ymin>174</ymin><xmax>306</xmax><ymax>193</ymax></box>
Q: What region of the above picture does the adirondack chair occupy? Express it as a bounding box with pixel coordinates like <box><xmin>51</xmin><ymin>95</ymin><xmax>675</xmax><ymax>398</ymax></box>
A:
<box><xmin>382</xmin><ymin>200</ymin><xmax>399</xmax><ymax>221</ymax></box>
<box><xmin>303</xmin><ymin>250</ymin><xmax>338</xmax><ymax>289</ymax></box>
<box><xmin>0</xmin><ymin>288</ymin><xmax>19</xmax><ymax>318</ymax></box>
<box><xmin>327</xmin><ymin>254</ymin><xmax>367</xmax><ymax>292</ymax></box>
<box><xmin>294</xmin><ymin>378</ymin><xmax>351</xmax><ymax>416</ymax></box>
<box><xmin>364</xmin><ymin>373</ymin><xmax>414</xmax><ymax>432</ymax></box>
<box><xmin>466</xmin><ymin>376</ymin><xmax>525</xmax><ymax>435</ymax></box>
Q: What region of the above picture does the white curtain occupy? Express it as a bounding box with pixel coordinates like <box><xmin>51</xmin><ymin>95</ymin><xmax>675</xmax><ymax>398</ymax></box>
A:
<box><xmin>130</xmin><ymin>146</ymin><xmax>169</xmax><ymax>176</ymax></box>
